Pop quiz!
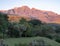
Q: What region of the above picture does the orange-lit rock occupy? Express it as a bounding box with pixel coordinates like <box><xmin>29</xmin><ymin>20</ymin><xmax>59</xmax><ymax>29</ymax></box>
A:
<box><xmin>0</xmin><ymin>6</ymin><xmax>60</xmax><ymax>23</ymax></box>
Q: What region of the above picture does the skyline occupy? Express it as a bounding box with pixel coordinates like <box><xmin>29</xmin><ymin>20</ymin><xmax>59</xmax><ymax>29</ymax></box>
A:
<box><xmin>0</xmin><ymin>0</ymin><xmax>60</xmax><ymax>14</ymax></box>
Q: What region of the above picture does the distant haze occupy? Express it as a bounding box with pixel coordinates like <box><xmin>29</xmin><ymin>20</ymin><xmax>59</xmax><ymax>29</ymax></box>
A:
<box><xmin>0</xmin><ymin>0</ymin><xmax>60</xmax><ymax>14</ymax></box>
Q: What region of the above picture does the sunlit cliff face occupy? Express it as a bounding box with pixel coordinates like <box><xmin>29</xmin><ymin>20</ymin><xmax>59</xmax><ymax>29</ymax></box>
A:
<box><xmin>0</xmin><ymin>6</ymin><xmax>60</xmax><ymax>24</ymax></box>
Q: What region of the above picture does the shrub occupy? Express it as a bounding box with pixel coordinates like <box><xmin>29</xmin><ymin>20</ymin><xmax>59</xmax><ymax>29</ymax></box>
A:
<box><xmin>29</xmin><ymin>39</ymin><xmax>51</xmax><ymax>46</ymax></box>
<box><xmin>15</xmin><ymin>43</ymin><xmax>28</xmax><ymax>46</ymax></box>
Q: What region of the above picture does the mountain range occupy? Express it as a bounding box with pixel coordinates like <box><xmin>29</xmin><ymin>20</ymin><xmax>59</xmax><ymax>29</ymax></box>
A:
<box><xmin>0</xmin><ymin>6</ymin><xmax>60</xmax><ymax>23</ymax></box>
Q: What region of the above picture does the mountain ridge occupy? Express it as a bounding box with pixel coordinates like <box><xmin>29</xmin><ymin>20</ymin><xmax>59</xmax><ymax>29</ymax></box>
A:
<box><xmin>0</xmin><ymin>6</ymin><xmax>60</xmax><ymax>23</ymax></box>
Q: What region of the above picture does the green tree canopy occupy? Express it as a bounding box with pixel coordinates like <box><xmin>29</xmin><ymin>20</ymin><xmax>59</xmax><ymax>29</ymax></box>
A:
<box><xmin>0</xmin><ymin>12</ymin><xmax>8</xmax><ymax>32</ymax></box>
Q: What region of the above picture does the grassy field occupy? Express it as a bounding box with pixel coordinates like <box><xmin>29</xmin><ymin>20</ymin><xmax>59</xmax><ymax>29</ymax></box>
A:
<box><xmin>4</xmin><ymin>37</ymin><xmax>60</xmax><ymax>46</ymax></box>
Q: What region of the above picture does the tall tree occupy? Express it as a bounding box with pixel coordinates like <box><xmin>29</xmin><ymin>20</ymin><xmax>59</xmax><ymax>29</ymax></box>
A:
<box><xmin>0</xmin><ymin>13</ymin><xmax>8</xmax><ymax>31</ymax></box>
<box><xmin>0</xmin><ymin>12</ymin><xmax>8</xmax><ymax>38</ymax></box>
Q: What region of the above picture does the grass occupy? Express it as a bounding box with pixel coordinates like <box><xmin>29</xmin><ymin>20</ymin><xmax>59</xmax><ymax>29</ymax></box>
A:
<box><xmin>4</xmin><ymin>37</ymin><xmax>60</xmax><ymax>46</ymax></box>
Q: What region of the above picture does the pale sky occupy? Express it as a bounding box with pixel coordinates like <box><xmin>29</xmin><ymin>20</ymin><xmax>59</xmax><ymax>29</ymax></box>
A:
<box><xmin>0</xmin><ymin>0</ymin><xmax>60</xmax><ymax>14</ymax></box>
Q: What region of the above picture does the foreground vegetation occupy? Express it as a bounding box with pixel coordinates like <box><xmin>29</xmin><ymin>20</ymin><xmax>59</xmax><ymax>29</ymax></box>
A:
<box><xmin>5</xmin><ymin>37</ymin><xmax>60</xmax><ymax>46</ymax></box>
<box><xmin>0</xmin><ymin>12</ymin><xmax>60</xmax><ymax>46</ymax></box>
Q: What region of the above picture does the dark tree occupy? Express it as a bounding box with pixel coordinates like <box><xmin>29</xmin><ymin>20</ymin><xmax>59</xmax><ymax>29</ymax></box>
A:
<box><xmin>28</xmin><ymin>19</ymin><xmax>42</xmax><ymax>26</ymax></box>
<box><xmin>0</xmin><ymin>12</ymin><xmax>9</xmax><ymax>39</ymax></box>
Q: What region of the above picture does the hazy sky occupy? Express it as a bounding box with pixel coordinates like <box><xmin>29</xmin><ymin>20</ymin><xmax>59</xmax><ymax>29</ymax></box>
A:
<box><xmin>0</xmin><ymin>0</ymin><xmax>60</xmax><ymax>14</ymax></box>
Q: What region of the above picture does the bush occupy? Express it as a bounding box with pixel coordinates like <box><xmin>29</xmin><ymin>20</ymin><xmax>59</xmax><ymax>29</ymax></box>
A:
<box><xmin>15</xmin><ymin>43</ymin><xmax>28</xmax><ymax>46</ymax></box>
<box><xmin>55</xmin><ymin>36</ymin><xmax>60</xmax><ymax>43</ymax></box>
<box><xmin>29</xmin><ymin>39</ymin><xmax>51</xmax><ymax>46</ymax></box>
<box><xmin>55</xmin><ymin>39</ymin><xmax>60</xmax><ymax>43</ymax></box>
<box><xmin>0</xmin><ymin>34</ymin><xmax>3</xmax><ymax>39</ymax></box>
